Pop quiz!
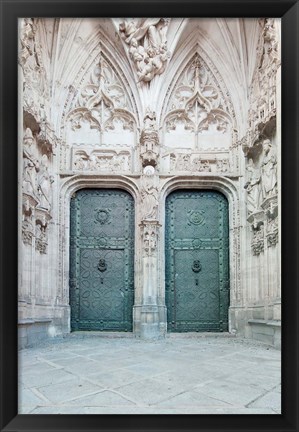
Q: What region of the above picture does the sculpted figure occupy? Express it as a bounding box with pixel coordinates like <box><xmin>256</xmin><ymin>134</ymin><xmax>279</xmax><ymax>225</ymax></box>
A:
<box><xmin>128</xmin><ymin>38</ymin><xmax>146</xmax><ymax>71</ymax></box>
<box><xmin>260</xmin><ymin>139</ymin><xmax>277</xmax><ymax>200</ymax></box>
<box><xmin>176</xmin><ymin>154</ymin><xmax>190</xmax><ymax>171</ymax></box>
<box><xmin>244</xmin><ymin>158</ymin><xmax>261</xmax><ymax>214</ymax></box>
<box><xmin>23</xmin><ymin>128</ymin><xmax>39</xmax><ymax>196</ymax></box>
<box><xmin>88</xmin><ymin>154</ymin><xmax>101</xmax><ymax>171</ymax></box>
<box><xmin>137</xmin><ymin>48</ymin><xmax>156</xmax><ymax>82</ymax></box>
<box><xmin>119</xmin><ymin>18</ymin><xmax>167</xmax><ymax>48</ymax></box>
<box><xmin>141</xmin><ymin>166</ymin><xmax>159</xmax><ymax>219</ymax></box>
<box><xmin>143</xmin><ymin>109</ymin><xmax>156</xmax><ymax>131</ymax></box>
<box><xmin>19</xmin><ymin>18</ymin><xmax>36</xmax><ymax>66</ymax></box>
<box><xmin>119</xmin><ymin>18</ymin><xmax>170</xmax><ymax>82</ymax></box>
<box><xmin>261</xmin><ymin>19</ymin><xmax>279</xmax><ymax>68</ymax></box>
<box><xmin>140</xmin><ymin>110</ymin><xmax>159</xmax><ymax>166</ymax></box>
<box><xmin>37</xmin><ymin>154</ymin><xmax>53</xmax><ymax>211</ymax></box>
<box><xmin>74</xmin><ymin>155</ymin><xmax>88</xmax><ymax>170</ymax></box>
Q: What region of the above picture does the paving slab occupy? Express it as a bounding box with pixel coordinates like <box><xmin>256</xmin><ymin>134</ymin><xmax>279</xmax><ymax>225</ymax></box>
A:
<box><xmin>87</xmin><ymin>368</ymin><xmax>148</xmax><ymax>389</ymax></box>
<box><xmin>36</xmin><ymin>378</ymin><xmax>104</xmax><ymax>404</ymax></box>
<box><xmin>115</xmin><ymin>377</ymin><xmax>185</xmax><ymax>405</ymax></box>
<box><xmin>68</xmin><ymin>389</ymin><xmax>137</xmax><ymax>407</ymax></box>
<box><xmin>247</xmin><ymin>388</ymin><xmax>281</xmax><ymax>413</ymax></box>
<box><xmin>19</xmin><ymin>368</ymin><xmax>75</xmax><ymax>388</ymax></box>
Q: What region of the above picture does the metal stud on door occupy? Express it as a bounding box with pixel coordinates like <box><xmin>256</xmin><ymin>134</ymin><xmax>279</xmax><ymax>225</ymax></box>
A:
<box><xmin>165</xmin><ymin>190</ymin><xmax>229</xmax><ymax>332</ymax></box>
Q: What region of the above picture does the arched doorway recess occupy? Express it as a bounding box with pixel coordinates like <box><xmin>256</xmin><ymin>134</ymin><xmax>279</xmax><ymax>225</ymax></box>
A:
<box><xmin>165</xmin><ymin>190</ymin><xmax>229</xmax><ymax>332</ymax></box>
<box><xmin>70</xmin><ymin>188</ymin><xmax>135</xmax><ymax>331</ymax></box>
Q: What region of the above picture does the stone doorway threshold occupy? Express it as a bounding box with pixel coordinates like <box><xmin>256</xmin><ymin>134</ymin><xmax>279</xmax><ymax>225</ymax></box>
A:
<box><xmin>68</xmin><ymin>331</ymin><xmax>236</xmax><ymax>339</ymax></box>
<box><xmin>167</xmin><ymin>332</ymin><xmax>236</xmax><ymax>338</ymax></box>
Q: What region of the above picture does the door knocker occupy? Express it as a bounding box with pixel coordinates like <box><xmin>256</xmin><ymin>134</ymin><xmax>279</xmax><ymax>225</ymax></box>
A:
<box><xmin>192</xmin><ymin>260</ymin><xmax>201</xmax><ymax>273</ymax></box>
<box><xmin>98</xmin><ymin>259</ymin><xmax>107</xmax><ymax>273</ymax></box>
<box><xmin>98</xmin><ymin>259</ymin><xmax>107</xmax><ymax>284</ymax></box>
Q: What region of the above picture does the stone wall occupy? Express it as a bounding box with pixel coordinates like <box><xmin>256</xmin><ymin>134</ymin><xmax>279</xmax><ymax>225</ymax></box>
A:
<box><xmin>18</xmin><ymin>18</ymin><xmax>281</xmax><ymax>347</ymax></box>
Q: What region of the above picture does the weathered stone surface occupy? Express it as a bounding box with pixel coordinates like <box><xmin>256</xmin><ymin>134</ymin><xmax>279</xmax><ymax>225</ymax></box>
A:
<box><xmin>18</xmin><ymin>18</ymin><xmax>281</xmax><ymax>346</ymax></box>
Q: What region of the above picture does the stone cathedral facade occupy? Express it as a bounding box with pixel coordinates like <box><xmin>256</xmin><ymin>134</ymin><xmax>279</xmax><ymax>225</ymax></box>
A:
<box><xmin>18</xmin><ymin>18</ymin><xmax>281</xmax><ymax>348</ymax></box>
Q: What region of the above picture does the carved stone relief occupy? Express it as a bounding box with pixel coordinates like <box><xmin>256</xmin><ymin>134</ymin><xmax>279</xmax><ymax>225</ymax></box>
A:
<box><xmin>22</xmin><ymin>196</ymin><xmax>37</xmax><ymax>246</ymax></box>
<box><xmin>35</xmin><ymin>209</ymin><xmax>51</xmax><ymax>254</ymax></box>
<box><xmin>140</xmin><ymin>166</ymin><xmax>159</xmax><ymax>220</ymax></box>
<box><xmin>37</xmin><ymin>155</ymin><xmax>54</xmax><ymax>211</ymax></box>
<box><xmin>23</xmin><ymin>128</ymin><xmax>40</xmax><ymax>197</ymax></box>
<box><xmin>66</xmin><ymin>55</ymin><xmax>135</xmax><ymax>134</ymax></box>
<box><xmin>266</xmin><ymin>217</ymin><xmax>278</xmax><ymax>247</ymax></box>
<box><xmin>216</xmin><ymin>159</ymin><xmax>230</xmax><ymax>173</ymax></box>
<box><xmin>245</xmin><ymin>137</ymin><xmax>279</xmax><ymax>256</ymax></box>
<box><xmin>35</xmin><ymin>222</ymin><xmax>48</xmax><ymax>254</ymax></box>
<box><xmin>243</xmin><ymin>19</ymin><xmax>280</xmax><ymax>154</ymax></box>
<box><xmin>119</xmin><ymin>18</ymin><xmax>171</xmax><ymax>83</ymax></box>
<box><xmin>163</xmin><ymin>55</ymin><xmax>232</xmax><ymax>140</ymax></box>
<box><xmin>140</xmin><ymin>109</ymin><xmax>159</xmax><ymax>167</ymax></box>
<box><xmin>245</xmin><ymin>138</ymin><xmax>277</xmax><ymax>213</ymax></box>
<box><xmin>141</xmin><ymin>223</ymin><xmax>159</xmax><ymax>256</ymax></box>
<box><xmin>251</xmin><ymin>224</ymin><xmax>264</xmax><ymax>256</ymax></box>
<box><xmin>64</xmin><ymin>54</ymin><xmax>137</xmax><ymax>170</ymax></box>
<box><xmin>260</xmin><ymin>139</ymin><xmax>277</xmax><ymax>200</ymax></box>
<box><xmin>72</xmin><ymin>150</ymin><xmax>131</xmax><ymax>172</ymax></box>
<box><xmin>244</xmin><ymin>158</ymin><xmax>261</xmax><ymax>214</ymax></box>
<box><xmin>168</xmin><ymin>153</ymin><xmax>230</xmax><ymax>174</ymax></box>
<box><xmin>19</xmin><ymin>19</ymin><xmax>50</xmax><ymax>123</ymax></box>
<box><xmin>22</xmin><ymin>127</ymin><xmax>53</xmax><ymax>253</ymax></box>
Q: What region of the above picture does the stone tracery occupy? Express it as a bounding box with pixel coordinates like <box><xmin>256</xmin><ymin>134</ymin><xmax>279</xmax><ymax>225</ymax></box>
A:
<box><xmin>163</xmin><ymin>55</ymin><xmax>233</xmax><ymax>136</ymax></box>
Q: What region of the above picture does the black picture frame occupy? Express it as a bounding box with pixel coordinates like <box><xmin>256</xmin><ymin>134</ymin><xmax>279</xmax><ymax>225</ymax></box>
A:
<box><xmin>0</xmin><ymin>1</ymin><xmax>298</xmax><ymax>431</ymax></box>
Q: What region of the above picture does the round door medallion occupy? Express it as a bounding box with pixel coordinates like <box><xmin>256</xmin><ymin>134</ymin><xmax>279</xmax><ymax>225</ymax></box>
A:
<box><xmin>95</xmin><ymin>209</ymin><xmax>110</xmax><ymax>225</ymax></box>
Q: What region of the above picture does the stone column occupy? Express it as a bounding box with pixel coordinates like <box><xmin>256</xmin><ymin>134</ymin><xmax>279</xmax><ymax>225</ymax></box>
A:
<box><xmin>133</xmin><ymin>165</ymin><xmax>167</xmax><ymax>339</ymax></box>
<box><xmin>138</xmin><ymin>220</ymin><xmax>165</xmax><ymax>338</ymax></box>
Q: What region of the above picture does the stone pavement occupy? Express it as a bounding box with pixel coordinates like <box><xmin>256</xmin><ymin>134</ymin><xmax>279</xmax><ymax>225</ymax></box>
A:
<box><xmin>19</xmin><ymin>333</ymin><xmax>281</xmax><ymax>414</ymax></box>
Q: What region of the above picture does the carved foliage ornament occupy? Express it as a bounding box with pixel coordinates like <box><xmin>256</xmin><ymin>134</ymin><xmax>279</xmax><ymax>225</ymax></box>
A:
<box><xmin>119</xmin><ymin>18</ymin><xmax>171</xmax><ymax>83</ymax></box>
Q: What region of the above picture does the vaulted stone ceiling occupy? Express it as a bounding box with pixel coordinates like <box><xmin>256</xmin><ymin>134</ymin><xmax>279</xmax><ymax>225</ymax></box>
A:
<box><xmin>36</xmin><ymin>18</ymin><xmax>262</xmax><ymax>135</ymax></box>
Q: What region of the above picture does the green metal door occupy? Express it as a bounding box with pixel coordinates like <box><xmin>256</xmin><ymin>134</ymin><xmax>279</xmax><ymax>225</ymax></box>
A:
<box><xmin>70</xmin><ymin>189</ymin><xmax>135</xmax><ymax>331</ymax></box>
<box><xmin>165</xmin><ymin>190</ymin><xmax>229</xmax><ymax>332</ymax></box>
